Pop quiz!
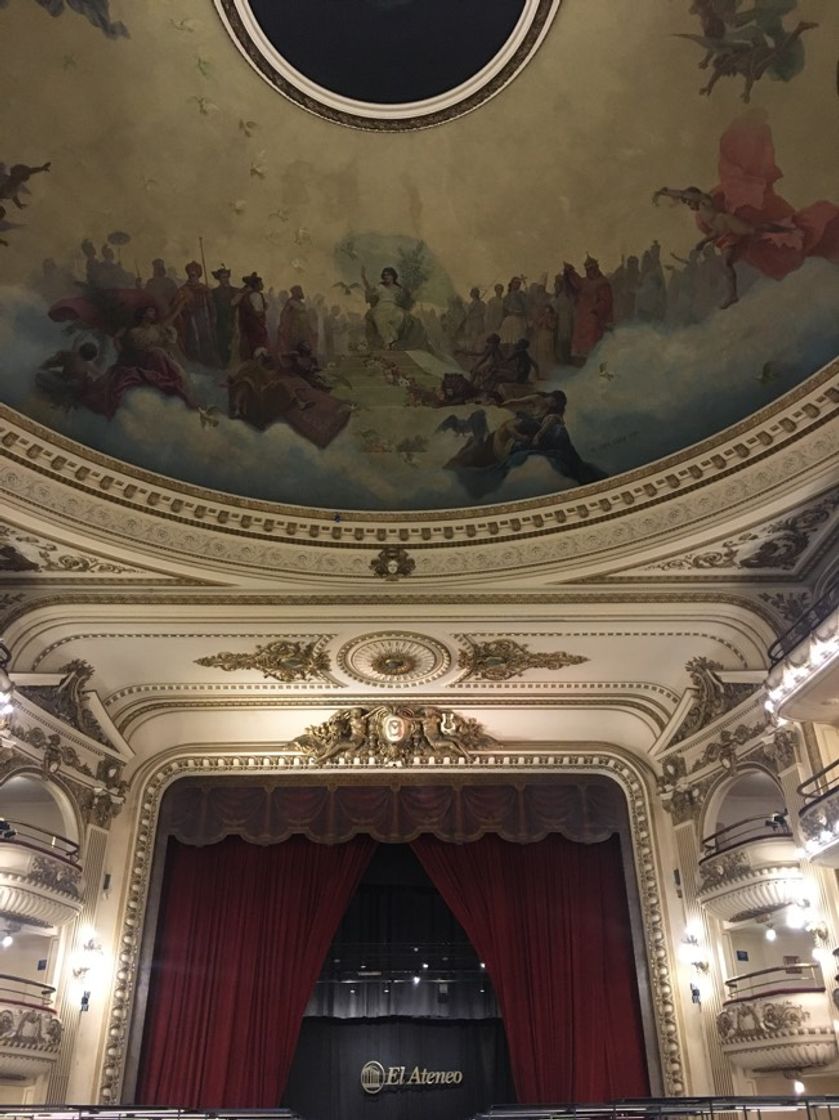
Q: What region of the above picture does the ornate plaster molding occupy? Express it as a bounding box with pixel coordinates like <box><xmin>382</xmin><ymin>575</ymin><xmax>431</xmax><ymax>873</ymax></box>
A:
<box><xmin>98</xmin><ymin>746</ymin><xmax>686</xmax><ymax>1101</ymax></box>
<box><xmin>658</xmin><ymin>723</ymin><xmax>799</xmax><ymax>825</ymax></box>
<box><xmin>0</xmin><ymin>359</ymin><xmax>835</xmax><ymax>579</ymax></box>
<box><xmin>292</xmin><ymin>705</ymin><xmax>494</xmax><ymax>764</ymax></box>
<box><xmin>0</xmin><ymin>520</ymin><xmax>138</xmax><ymax>577</ymax></box>
<box><xmin>17</xmin><ymin>660</ymin><xmax>110</xmax><ymax>747</ymax></box>
<box><xmin>644</xmin><ymin>491</ymin><xmax>839</xmax><ymax>574</ymax></box>
<box><xmin>670</xmin><ymin>658</ymin><xmax>759</xmax><ymax>746</ymax></box>
<box><xmin>195</xmin><ymin>637</ymin><xmax>335</xmax><ymax>684</ymax></box>
<box><xmin>336</xmin><ymin>633</ymin><xmax>452</xmax><ymax>687</ymax></box>
<box><xmin>455</xmin><ymin>637</ymin><xmax>588</xmax><ymax>682</ymax></box>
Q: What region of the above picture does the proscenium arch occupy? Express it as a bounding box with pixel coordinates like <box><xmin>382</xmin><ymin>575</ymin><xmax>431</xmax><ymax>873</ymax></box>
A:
<box><xmin>98</xmin><ymin>744</ymin><xmax>686</xmax><ymax>1103</ymax></box>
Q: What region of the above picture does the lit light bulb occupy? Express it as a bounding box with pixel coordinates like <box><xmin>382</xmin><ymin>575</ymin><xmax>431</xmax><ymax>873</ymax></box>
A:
<box><xmin>421</xmin><ymin>962</ymin><xmax>429</xmax><ymax>970</ymax></box>
<box><xmin>786</xmin><ymin>907</ymin><xmax>807</xmax><ymax>930</ymax></box>
<box><xmin>765</xmin><ymin>927</ymin><xmax>777</xmax><ymax>942</ymax></box>
<box><xmin>813</xmin><ymin>947</ymin><xmax>831</xmax><ymax>966</ymax></box>
<box><xmin>1</xmin><ymin>934</ymin><xmax>12</xmax><ymax>949</ymax></box>
<box><xmin>412</xmin><ymin>975</ymin><xmax>420</xmax><ymax>985</ymax></box>
<box><xmin>793</xmin><ymin>1080</ymin><xmax>806</xmax><ymax>1096</ymax></box>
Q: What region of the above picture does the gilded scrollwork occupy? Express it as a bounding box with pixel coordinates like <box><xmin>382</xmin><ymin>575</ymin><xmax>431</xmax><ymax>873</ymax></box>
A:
<box><xmin>18</xmin><ymin>659</ymin><xmax>110</xmax><ymax>747</ymax></box>
<box><xmin>456</xmin><ymin>638</ymin><xmax>589</xmax><ymax>682</ymax></box>
<box><xmin>293</xmin><ymin>705</ymin><xmax>495</xmax><ymax>764</ymax></box>
<box><xmin>195</xmin><ymin>638</ymin><xmax>332</xmax><ymax>683</ymax></box>
<box><xmin>28</xmin><ymin>854</ymin><xmax>82</xmax><ymax>897</ymax></box>
<box><xmin>0</xmin><ymin>1005</ymin><xmax>62</xmax><ymax>1050</ymax></box>
<box><xmin>671</xmin><ymin>657</ymin><xmax>757</xmax><ymax>746</ymax></box>
<box><xmin>717</xmin><ymin>999</ymin><xmax>808</xmax><ymax>1041</ymax></box>
<box><xmin>698</xmin><ymin>849</ymin><xmax>749</xmax><ymax>889</ymax></box>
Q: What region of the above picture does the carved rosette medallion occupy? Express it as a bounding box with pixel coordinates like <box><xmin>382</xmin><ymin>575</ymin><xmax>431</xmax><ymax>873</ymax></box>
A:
<box><xmin>336</xmin><ymin>632</ymin><xmax>451</xmax><ymax>687</ymax></box>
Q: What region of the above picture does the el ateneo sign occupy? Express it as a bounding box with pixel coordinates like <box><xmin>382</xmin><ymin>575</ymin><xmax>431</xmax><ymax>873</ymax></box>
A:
<box><xmin>361</xmin><ymin>1060</ymin><xmax>464</xmax><ymax>1095</ymax></box>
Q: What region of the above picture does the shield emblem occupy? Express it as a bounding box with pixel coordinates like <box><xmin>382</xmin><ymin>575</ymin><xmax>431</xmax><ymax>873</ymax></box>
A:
<box><xmin>381</xmin><ymin>713</ymin><xmax>409</xmax><ymax>744</ymax></box>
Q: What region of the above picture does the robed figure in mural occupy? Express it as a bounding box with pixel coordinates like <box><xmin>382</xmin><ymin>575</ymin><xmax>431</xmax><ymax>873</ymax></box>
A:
<box><xmin>654</xmin><ymin>111</ymin><xmax>839</xmax><ymax>309</ymax></box>
<box><xmin>276</xmin><ymin>285</ymin><xmax>315</xmax><ymax>356</ymax></box>
<box><xmin>562</xmin><ymin>256</ymin><xmax>614</xmax><ymax>365</ymax></box>
<box><xmin>175</xmin><ymin>261</ymin><xmax>219</xmax><ymax>367</ymax></box>
<box><xmin>233</xmin><ymin>272</ymin><xmax>269</xmax><ymax>361</ymax></box>
<box><xmin>360</xmin><ymin>266</ymin><xmax>428</xmax><ymax>351</ymax></box>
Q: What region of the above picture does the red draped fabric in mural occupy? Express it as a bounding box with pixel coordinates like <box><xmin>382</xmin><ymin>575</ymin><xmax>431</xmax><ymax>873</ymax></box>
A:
<box><xmin>136</xmin><ymin>834</ymin><xmax>375</xmax><ymax>1107</ymax></box>
<box><xmin>412</xmin><ymin>832</ymin><xmax>650</xmax><ymax>1103</ymax></box>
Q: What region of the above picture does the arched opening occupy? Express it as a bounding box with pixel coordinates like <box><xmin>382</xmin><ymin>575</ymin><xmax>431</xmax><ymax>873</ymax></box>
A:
<box><xmin>130</xmin><ymin>773</ymin><xmax>656</xmax><ymax>1117</ymax></box>
<box><xmin>0</xmin><ymin>775</ymin><xmax>80</xmax><ymax>1021</ymax></box>
<box><xmin>711</xmin><ymin>769</ymin><xmax>787</xmax><ymax>839</ymax></box>
<box><xmin>0</xmin><ymin>773</ymin><xmax>79</xmax><ymax>849</ymax></box>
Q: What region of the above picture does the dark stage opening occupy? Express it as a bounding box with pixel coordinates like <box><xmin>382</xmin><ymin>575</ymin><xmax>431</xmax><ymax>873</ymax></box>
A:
<box><xmin>132</xmin><ymin>777</ymin><xmax>656</xmax><ymax>1111</ymax></box>
<box><xmin>283</xmin><ymin>843</ymin><xmax>514</xmax><ymax>1120</ymax></box>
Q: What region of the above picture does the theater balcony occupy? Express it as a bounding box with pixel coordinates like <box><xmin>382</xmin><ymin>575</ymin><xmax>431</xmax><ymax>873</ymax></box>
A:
<box><xmin>696</xmin><ymin>816</ymin><xmax>803</xmax><ymax>923</ymax></box>
<box><xmin>798</xmin><ymin>762</ymin><xmax>839</xmax><ymax>866</ymax></box>
<box><xmin>0</xmin><ymin>975</ymin><xmax>62</xmax><ymax>1081</ymax></box>
<box><xmin>0</xmin><ymin>822</ymin><xmax>83</xmax><ymax>928</ymax></box>
<box><xmin>716</xmin><ymin>963</ymin><xmax>837</xmax><ymax>1073</ymax></box>
<box><xmin>765</xmin><ymin>585</ymin><xmax>839</xmax><ymax>726</ymax></box>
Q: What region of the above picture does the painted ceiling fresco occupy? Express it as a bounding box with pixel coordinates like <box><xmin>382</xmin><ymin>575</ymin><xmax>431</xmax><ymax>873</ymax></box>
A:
<box><xmin>0</xmin><ymin>0</ymin><xmax>837</xmax><ymax>512</ymax></box>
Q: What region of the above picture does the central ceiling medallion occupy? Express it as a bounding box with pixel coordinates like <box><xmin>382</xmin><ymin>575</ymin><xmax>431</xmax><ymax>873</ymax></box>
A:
<box><xmin>214</xmin><ymin>0</ymin><xmax>562</xmax><ymax>130</ymax></box>
<box><xmin>337</xmin><ymin>632</ymin><xmax>451</xmax><ymax>686</ymax></box>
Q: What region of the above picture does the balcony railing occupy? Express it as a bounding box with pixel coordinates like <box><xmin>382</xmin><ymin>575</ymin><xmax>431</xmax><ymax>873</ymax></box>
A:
<box><xmin>723</xmin><ymin>962</ymin><xmax>823</xmax><ymax>1000</ymax></box>
<box><xmin>696</xmin><ymin>816</ymin><xmax>802</xmax><ymax>923</ymax></box>
<box><xmin>0</xmin><ymin>973</ymin><xmax>55</xmax><ymax>1008</ymax></box>
<box><xmin>769</xmin><ymin>578</ymin><xmax>839</xmax><ymax>665</ymax></box>
<box><xmin>475</xmin><ymin>1104</ymin><xmax>839</xmax><ymax>1120</ymax></box>
<box><xmin>0</xmin><ymin>973</ymin><xmax>63</xmax><ymax>1082</ymax></box>
<box><xmin>701</xmin><ymin>814</ymin><xmax>791</xmax><ymax>857</ymax></box>
<box><xmin>0</xmin><ymin>824</ymin><xmax>83</xmax><ymax>927</ymax></box>
<box><xmin>0</xmin><ymin>819</ymin><xmax>79</xmax><ymax>859</ymax></box>
<box><xmin>796</xmin><ymin>763</ymin><xmax>839</xmax><ymax>864</ymax></box>
<box><xmin>717</xmin><ymin>964</ymin><xmax>837</xmax><ymax>1072</ymax></box>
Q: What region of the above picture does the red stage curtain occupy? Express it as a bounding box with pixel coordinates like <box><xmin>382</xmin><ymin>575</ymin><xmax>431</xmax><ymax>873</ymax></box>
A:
<box><xmin>136</xmin><ymin>834</ymin><xmax>375</xmax><ymax>1107</ymax></box>
<box><xmin>412</xmin><ymin>832</ymin><xmax>649</xmax><ymax>1103</ymax></box>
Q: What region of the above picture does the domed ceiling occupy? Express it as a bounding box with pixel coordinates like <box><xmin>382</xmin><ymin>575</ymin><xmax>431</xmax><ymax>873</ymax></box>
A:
<box><xmin>0</xmin><ymin>0</ymin><xmax>837</xmax><ymax>513</ymax></box>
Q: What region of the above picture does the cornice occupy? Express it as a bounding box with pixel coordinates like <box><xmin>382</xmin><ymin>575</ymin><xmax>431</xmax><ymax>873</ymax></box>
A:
<box><xmin>0</xmin><ymin>358</ymin><xmax>836</xmax><ymax>580</ymax></box>
<box><xmin>0</xmin><ymin>588</ymin><xmax>788</xmax><ymax>641</ymax></box>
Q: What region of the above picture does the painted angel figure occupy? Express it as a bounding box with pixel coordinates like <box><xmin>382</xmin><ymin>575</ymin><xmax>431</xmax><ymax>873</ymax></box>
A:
<box><xmin>653</xmin><ymin>112</ymin><xmax>839</xmax><ymax>309</ymax></box>
<box><xmin>677</xmin><ymin>1</ymin><xmax>818</xmax><ymax>103</ymax></box>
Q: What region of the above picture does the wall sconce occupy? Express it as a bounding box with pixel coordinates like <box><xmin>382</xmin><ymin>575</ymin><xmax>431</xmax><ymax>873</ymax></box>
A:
<box><xmin>72</xmin><ymin>936</ymin><xmax>103</xmax><ymax>980</ymax></box>
<box><xmin>678</xmin><ymin>928</ymin><xmax>709</xmax><ymax>973</ymax></box>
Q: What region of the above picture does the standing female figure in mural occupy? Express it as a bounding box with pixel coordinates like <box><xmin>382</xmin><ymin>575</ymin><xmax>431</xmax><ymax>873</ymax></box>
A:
<box><xmin>498</xmin><ymin>276</ymin><xmax>529</xmax><ymax>347</ymax></box>
<box><xmin>360</xmin><ymin>266</ymin><xmax>428</xmax><ymax>351</ymax></box>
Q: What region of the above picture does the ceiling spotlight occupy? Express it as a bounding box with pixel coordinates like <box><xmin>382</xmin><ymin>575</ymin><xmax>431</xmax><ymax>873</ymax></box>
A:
<box><xmin>1</xmin><ymin>934</ymin><xmax>12</xmax><ymax>949</ymax></box>
<box><xmin>765</xmin><ymin>926</ymin><xmax>777</xmax><ymax>942</ymax></box>
<box><xmin>793</xmin><ymin>1080</ymin><xmax>806</xmax><ymax>1096</ymax></box>
<box><xmin>480</xmin><ymin>962</ymin><xmax>486</xmax><ymax>970</ymax></box>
